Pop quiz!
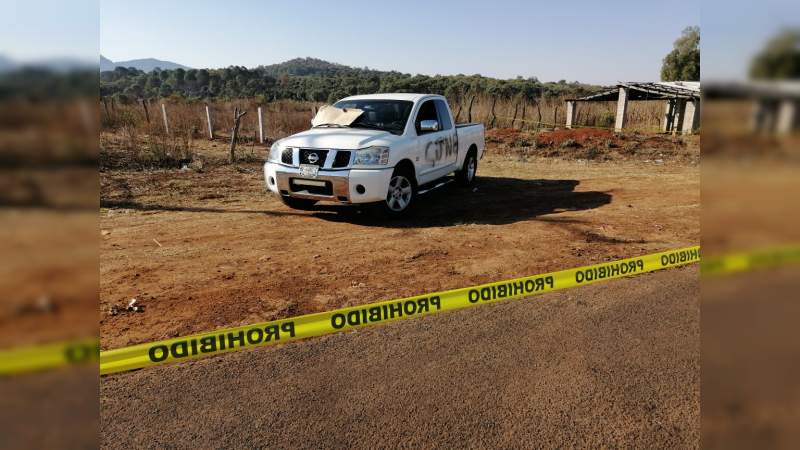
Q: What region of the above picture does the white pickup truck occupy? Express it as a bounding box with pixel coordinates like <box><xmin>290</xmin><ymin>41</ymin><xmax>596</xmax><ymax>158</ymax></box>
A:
<box><xmin>264</xmin><ymin>93</ymin><xmax>484</xmax><ymax>216</ymax></box>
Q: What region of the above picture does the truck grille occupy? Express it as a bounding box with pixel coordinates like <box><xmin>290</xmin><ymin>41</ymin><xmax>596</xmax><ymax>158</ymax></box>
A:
<box><xmin>281</xmin><ymin>148</ymin><xmax>293</xmax><ymax>164</ymax></box>
<box><xmin>299</xmin><ymin>149</ymin><xmax>328</xmax><ymax>167</ymax></box>
<box><xmin>332</xmin><ymin>151</ymin><xmax>351</xmax><ymax>168</ymax></box>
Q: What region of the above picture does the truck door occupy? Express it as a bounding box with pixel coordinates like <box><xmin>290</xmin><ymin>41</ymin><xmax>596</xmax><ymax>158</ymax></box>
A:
<box><xmin>414</xmin><ymin>99</ymin><xmax>457</xmax><ymax>184</ymax></box>
<box><xmin>434</xmin><ymin>99</ymin><xmax>458</xmax><ymax>171</ymax></box>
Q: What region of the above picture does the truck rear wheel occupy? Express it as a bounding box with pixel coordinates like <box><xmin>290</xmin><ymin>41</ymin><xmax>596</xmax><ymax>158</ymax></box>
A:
<box><xmin>379</xmin><ymin>168</ymin><xmax>415</xmax><ymax>217</ymax></box>
<box><xmin>456</xmin><ymin>151</ymin><xmax>477</xmax><ymax>186</ymax></box>
<box><xmin>280</xmin><ymin>196</ymin><xmax>317</xmax><ymax>210</ymax></box>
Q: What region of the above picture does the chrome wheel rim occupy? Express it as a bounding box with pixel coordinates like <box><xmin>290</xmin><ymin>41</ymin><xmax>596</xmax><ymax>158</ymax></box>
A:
<box><xmin>386</xmin><ymin>175</ymin><xmax>412</xmax><ymax>211</ymax></box>
<box><xmin>467</xmin><ymin>157</ymin><xmax>476</xmax><ymax>181</ymax></box>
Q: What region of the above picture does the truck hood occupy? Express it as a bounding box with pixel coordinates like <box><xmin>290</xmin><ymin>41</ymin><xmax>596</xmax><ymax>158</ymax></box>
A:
<box><xmin>277</xmin><ymin>127</ymin><xmax>398</xmax><ymax>150</ymax></box>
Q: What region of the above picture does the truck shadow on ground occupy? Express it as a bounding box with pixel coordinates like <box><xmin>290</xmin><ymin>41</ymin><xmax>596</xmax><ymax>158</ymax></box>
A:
<box><xmin>311</xmin><ymin>176</ymin><xmax>612</xmax><ymax>227</ymax></box>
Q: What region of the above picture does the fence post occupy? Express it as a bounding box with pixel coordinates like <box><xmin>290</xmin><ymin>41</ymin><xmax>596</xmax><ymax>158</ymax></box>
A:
<box><xmin>511</xmin><ymin>103</ymin><xmax>519</xmax><ymax>128</ymax></box>
<box><xmin>229</xmin><ymin>107</ymin><xmax>247</xmax><ymax>163</ymax></box>
<box><xmin>141</xmin><ymin>99</ymin><xmax>150</xmax><ymax>123</ymax></box>
<box><xmin>161</xmin><ymin>103</ymin><xmax>169</xmax><ymax>134</ymax></box>
<box><xmin>205</xmin><ymin>105</ymin><xmax>214</xmax><ymax>139</ymax></box>
<box><xmin>257</xmin><ymin>106</ymin><xmax>264</xmax><ymax>144</ymax></box>
<box><xmin>489</xmin><ymin>97</ymin><xmax>497</xmax><ymax>129</ymax></box>
<box><xmin>565</xmin><ymin>101</ymin><xmax>577</xmax><ymax>129</ymax></box>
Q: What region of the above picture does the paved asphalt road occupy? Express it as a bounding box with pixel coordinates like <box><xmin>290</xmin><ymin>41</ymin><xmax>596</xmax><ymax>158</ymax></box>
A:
<box><xmin>101</xmin><ymin>266</ymin><xmax>699</xmax><ymax>449</ymax></box>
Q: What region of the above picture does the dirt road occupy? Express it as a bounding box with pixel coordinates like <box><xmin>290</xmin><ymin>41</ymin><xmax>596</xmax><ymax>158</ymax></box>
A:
<box><xmin>100</xmin><ymin>266</ymin><xmax>699</xmax><ymax>449</ymax></box>
<box><xmin>99</xmin><ymin>153</ymin><xmax>698</xmax><ymax>349</ymax></box>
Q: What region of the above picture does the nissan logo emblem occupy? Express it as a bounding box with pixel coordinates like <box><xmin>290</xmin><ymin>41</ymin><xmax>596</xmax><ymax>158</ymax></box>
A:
<box><xmin>307</xmin><ymin>152</ymin><xmax>319</xmax><ymax>164</ymax></box>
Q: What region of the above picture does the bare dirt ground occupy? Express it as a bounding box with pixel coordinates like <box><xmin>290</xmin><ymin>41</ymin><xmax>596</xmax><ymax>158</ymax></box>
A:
<box><xmin>99</xmin><ymin>130</ymin><xmax>698</xmax><ymax>349</ymax></box>
<box><xmin>100</xmin><ymin>266</ymin><xmax>699</xmax><ymax>449</ymax></box>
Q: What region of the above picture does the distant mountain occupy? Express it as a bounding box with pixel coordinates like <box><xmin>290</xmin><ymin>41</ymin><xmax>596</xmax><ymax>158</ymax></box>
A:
<box><xmin>100</xmin><ymin>55</ymin><xmax>115</xmax><ymax>71</ymax></box>
<box><xmin>257</xmin><ymin>57</ymin><xmax>358</xmax><ymax>77</ymax></box>
<box><xmin>101</xmin><ymin>55</ymin><xmax>191</xmax><ymax>72</ymax></box>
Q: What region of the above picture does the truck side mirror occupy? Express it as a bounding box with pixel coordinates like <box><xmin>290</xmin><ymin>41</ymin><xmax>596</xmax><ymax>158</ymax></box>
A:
<box><xmin>420</xmin><ymin>120</ymin><xmax>439</xmax><ymax>132</ymax></box>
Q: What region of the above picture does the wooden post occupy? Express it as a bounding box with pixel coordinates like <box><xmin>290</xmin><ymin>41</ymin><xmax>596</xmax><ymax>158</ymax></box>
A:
<box><xmin>489</xmin><ymin>97</ymin><xmax>497</xmax><ymax>129</ymax></box>
<box><xmin>510</xmin><ymin>103</ymin><xmax>519</xmax><ymax>128</ymax></box>
<box><xmin>467</xmin><ymin>96</ymin><xmax>475</xmax><ymax>123</ymax></box>
<box><xmin>552</xmin><ymin>104</ymin><xmax>559</xmax><ymax>128</ymax></box>
<box><xmin>257</xmin><ymin>106</ymin><xmax>264</xmax><ymax>144</ymax></box>
<box><xmin>161</xmin><ymin>103</ymin><xmax>169</xmax><ymax>134</ymax></box>
<box><xmin>205</xmin><ymin>105</ymin><xmax>214</xmax><ymax>139</ymax></box>
<box><xmin>535</xmin><ymin>101</ymin><xmax>542</xmax><ymax>130</ymax></box>
<box><xmin>519</xmin><ymin>102</ymin><xmax>527</xmax><ymax>130</ymax></box>
<box><xmin>229</xmin><ymin>107</ymin><xmax>247</xmax><ymax>163</ymax></box>
<box><xmin>102</xmin><ymin>97</ymin><xmax>110</xmax><ymax>119</ymax></box>
<box><xmin>141</xmin><ymin>99</ymin><xmax>150</xmax><ymax>123</ymax></box>
<box><xmin>110</xmin><ymin>97</ymin><xmax>116</xmax><ymax>115</ymax></box>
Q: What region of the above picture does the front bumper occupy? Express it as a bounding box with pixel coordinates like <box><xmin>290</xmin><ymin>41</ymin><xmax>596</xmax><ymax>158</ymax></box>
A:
<box><xmin>264</xmin><ymin>162</ymin><xmax>393</xmax><ymax>204</ymax></box>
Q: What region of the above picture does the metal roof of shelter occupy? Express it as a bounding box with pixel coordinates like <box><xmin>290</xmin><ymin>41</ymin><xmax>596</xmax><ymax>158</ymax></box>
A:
<box><xmin>570</xmin><ymin>81</ymin><xmax>701</xmax><ymax>102</ymax></box>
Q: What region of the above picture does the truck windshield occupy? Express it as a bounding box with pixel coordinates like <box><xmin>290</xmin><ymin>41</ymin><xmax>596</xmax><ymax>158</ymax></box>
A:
<box><xmin>332</xmin><ymin>99</ymin><xmax>413</xmax><ymax>135</ymax></box>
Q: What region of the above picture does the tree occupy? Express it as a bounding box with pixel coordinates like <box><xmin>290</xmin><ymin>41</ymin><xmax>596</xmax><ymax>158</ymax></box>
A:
<box><xmin>99</xmin><ymin>58</ymin><xmax>602</xmax><ymax>102</ymax></box>
<box><xmin>661</xmin><ymin>26</ymin><xmax>700</xmax><ymax>81</ymax></box>
<box><xmin>749</xmin><ymin>28</ymin><xmax>800</xmax><ymax>80</ymax></box>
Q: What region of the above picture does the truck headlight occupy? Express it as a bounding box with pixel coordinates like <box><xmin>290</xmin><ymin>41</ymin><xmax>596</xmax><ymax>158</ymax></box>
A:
<box><xmin>354</xmin><ymin>146</ymin><xmax>390</xmax><ymax>166</ymax></box>
<box><xmin>268</xmin><ymin>142</ymin><xmax>282</xmax><ymax>162</ymax></box>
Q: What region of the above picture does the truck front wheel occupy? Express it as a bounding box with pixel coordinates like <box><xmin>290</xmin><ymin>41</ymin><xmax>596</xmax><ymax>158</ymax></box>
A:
<box><xmin>380</xmin><ymin>168</ymin><xmax>415</xmax><ymax>217</ymax></box>
<box><xmin>456</xmin><ymin>151</ymin><xmax>477</xmax><ymax>186</ymax></box>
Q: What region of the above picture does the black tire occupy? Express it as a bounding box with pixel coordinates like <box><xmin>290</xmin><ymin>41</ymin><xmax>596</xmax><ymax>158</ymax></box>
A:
<box><xmin>377</xmin><ymin>166</ymin><xmax>416</xmax><ymax>218</ymax></box>
<box><xmin>456</xmin><ymin>150</ymin><xmax>478</xmax><ymax>186</ymax></box>
<box><xmin>280</xmin><ymin>196</ymin><xmax>317</xmax><ymax>210</ymax></box>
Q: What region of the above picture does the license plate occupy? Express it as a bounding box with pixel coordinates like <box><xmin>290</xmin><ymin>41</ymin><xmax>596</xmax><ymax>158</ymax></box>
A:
<box><xmin>299</xmin><ymin>164</ymin><xmax>319</xmax><ymax>178</ymax></box>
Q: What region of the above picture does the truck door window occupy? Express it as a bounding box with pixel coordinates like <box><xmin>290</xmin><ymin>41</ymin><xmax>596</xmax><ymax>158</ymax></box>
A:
<box><xmin>415</xmin><ymin>100</ymin><xmax>439</xmax><ymax>135</ymax></box>
<box><xmin>434</xmin><ymin>100</ymin><xmax>453</xmax><ymax>130</ymax></box>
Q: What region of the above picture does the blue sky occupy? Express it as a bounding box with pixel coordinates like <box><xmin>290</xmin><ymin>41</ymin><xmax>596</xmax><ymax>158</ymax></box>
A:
<box><xmin>1</xmin><ymin>0</ymin><xmax>98</xmax><ymax>61</ymax></box>
<box><xmin>97</xmin><ymin>0</ymin><xmax>698</xmax><ymax>84</ymax></box>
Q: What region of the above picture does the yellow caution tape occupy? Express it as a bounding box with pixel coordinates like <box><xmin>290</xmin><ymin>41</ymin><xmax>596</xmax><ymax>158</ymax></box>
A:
<box><xmin>701</xmin><ymin>245</ymin><xmax>800</xmax><ymax>277</ymax></box>
<box><xmin>99</xmin><ymin>246</ymin><xmax>700</xmax><ymax>375</ymax></box>
<box><xmin>7</xmin><ymin>245</ymin><xmax>797</xmax><ymax>377</ymax></box>
<box><xmin>0</xmin><ymin>337</ymin><xmax>99</xmax><ymax>376</ymax></box>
